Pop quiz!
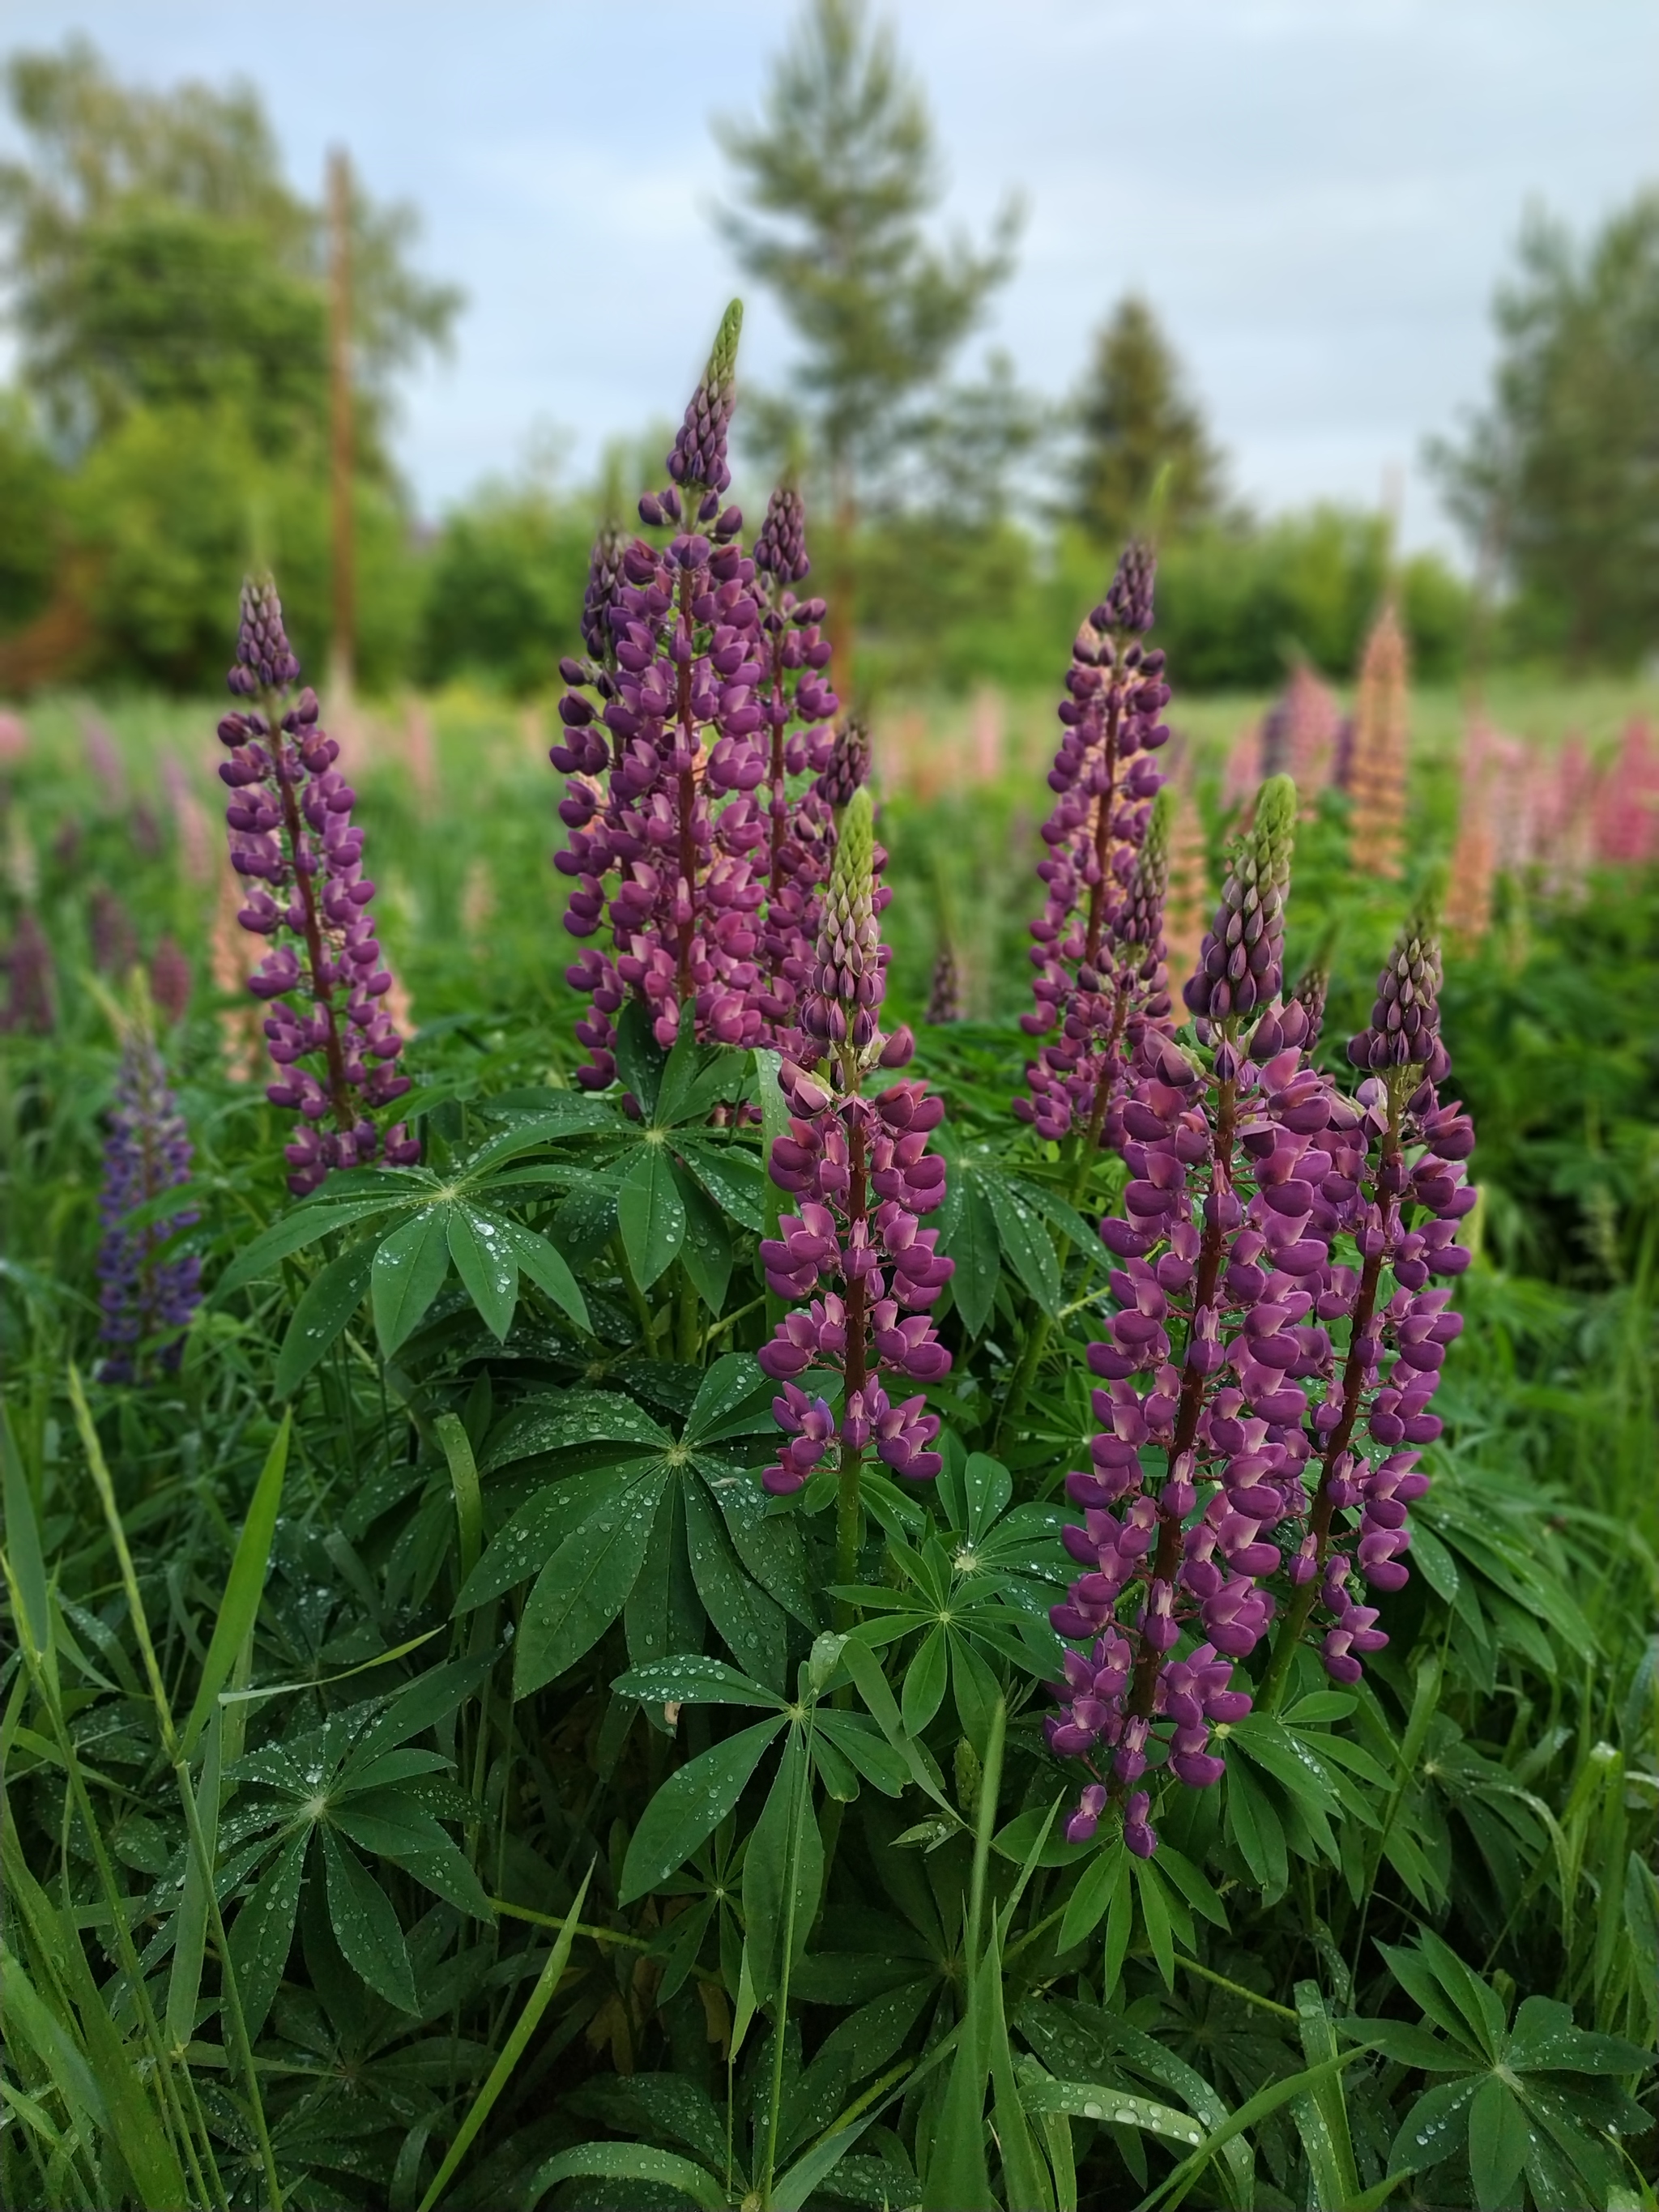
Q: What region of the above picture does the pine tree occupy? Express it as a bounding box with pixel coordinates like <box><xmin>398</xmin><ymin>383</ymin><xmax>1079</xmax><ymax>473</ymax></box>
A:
<box><xmin>715</xmin><ymin>0</ymin><xmax>1017</xmax><ymax>673</ymax></box>
<box><xmin>1071</xmin><ymin>295</ymin><xmax>1226</xmax><ymax>547</ymax></box>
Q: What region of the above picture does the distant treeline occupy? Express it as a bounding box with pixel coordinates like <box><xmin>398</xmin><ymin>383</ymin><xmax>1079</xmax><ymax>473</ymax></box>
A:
<box><xmin>2</xmin><ymin>34</ymin><xmax>1652</xmax><ymax>701</ymax></box>
<box><xmin>0</xmin><ymin>413</ymin><xmax>1471</xmax><ymax>700</ymax></box>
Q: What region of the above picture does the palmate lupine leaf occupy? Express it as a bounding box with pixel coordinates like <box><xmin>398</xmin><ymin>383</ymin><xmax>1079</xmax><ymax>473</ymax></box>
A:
<box><xmin>1343</xmin><ymin>1930</ymin><xmax>1655</xmax><ymax>2210</ymax></box>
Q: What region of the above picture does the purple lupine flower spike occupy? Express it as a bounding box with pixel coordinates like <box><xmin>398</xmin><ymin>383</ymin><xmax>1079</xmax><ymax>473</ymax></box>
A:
<box><xmin>227</xmin><ymin>572</ymin><xmax>301</xmax><ymax>697</ymax></box>
<box><xmin>1347</xmin><ymin>879</ymin><xmax>1446</xmax><ymax>1076</ymax></box>
<box><xmin>753</xmin><ymin>482</ymin><xmax>839</xmax><ymax>1042</ymax></box>
<box><xmin>1048</xmin><ymin>828</ymin><xmax>1474</xmax><ymax>1847</ymax></box>
<box><xmin>216</xmin><ymin>572</ymin><xmax>419</xmax><ymax>1195</ymax></box>
<box><xmin>552</xmin><ymin>312</ymin><xmax>843</xmax><ymax>1080</ymax></box>
<box><xmin>757</xmin><ymin>789</ymin><xmax>951</xmax><ymax>1497</ymax></box>
<box><xmin>1016</xmin><ymin>540</ymin><xmax>1173</xmax><ymax>1145</ymax></box>
<box><xmin>1047</xmin><ymin>783</ymin><xmax>1328</xmax><ymax>1852</ymax></box>
<box><xmin>1271</xmin><ymin>879</ymin><xmax>1470</xmax><ymax>1690</ymax></box>
<box><xmin>96</xmin><ymin>1025</ymin><xmax>201</xmax><ymax>1383</ymax></box>
<box><xmin>1098</xmin><ymin>539</ymin><xmax>1156</xmax><ymax>634</ymax></box>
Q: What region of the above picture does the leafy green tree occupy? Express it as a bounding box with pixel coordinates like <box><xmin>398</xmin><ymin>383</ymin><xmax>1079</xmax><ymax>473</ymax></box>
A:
<box><xmin>419</xmin><ymin>477</ymin><xmax>598</xmax><ymax>697</ymax></box>
<box><xmin>1430</xmin><ymin>190</ymin><xmax>1659</xmax><ymax>667</ymax></box>
<box><xmin>61</xmin><ymin>401</ymin><xmax>420</xmax><ymax>690</ymax></box>
<box><xmin>1070</xmin><ymin>292</ymin><xmax>1226</xmax><ymax>547</ymax></box>
<box><xmin>0</xmin><ymin>39</ymin><xmax>461</xmax><ymax>467</ymax></box>
<box><xmin>0</xmin><ymin>392</ymin><xmax>61</xmax><ymax>633</ymax></box>
<box><xmin>715</xmin><ymin>0</ymin><xmax>1018</xmax><ymax>551</ymax></box>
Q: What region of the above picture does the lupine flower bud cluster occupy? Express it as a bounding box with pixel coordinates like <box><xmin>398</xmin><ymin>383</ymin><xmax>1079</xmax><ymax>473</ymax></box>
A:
<box><xmin>96</xmin><ymin>1028</ymin><xmax>202</xmax><ymax>1383</ymax></box>
<box><xmin>757</xmin><ymin>790</ymin><xmax>952</xmax><ymax>1495</ymax></box>
<box><xmin>925</xmin><ymin>940</ymin><xmax>962</xmax><ymax>1025</ymax></box>
<box><xmin>551</xmin><ymin>304</ymin><xmax>842</xmax><ymax>1084</ymax></box>
<box><xmin>1182</xmin><ymin>776</ymin><xmax>1296</xmax><ymax>1028</ymax></box>
<box><xmin>1016</xmin><ymin>541</ymin><xmax>1173</xmax><ymax>1144</ymax></box>
<box><xmin>1045</xmin><ymin>788</ymin><xmax>1475</xmax><ymax>1856</ymax></box>
<box><xmin>216</xmin><ymin>573</ymin><xmax>417</xmax><ymax>1196</ymax></box>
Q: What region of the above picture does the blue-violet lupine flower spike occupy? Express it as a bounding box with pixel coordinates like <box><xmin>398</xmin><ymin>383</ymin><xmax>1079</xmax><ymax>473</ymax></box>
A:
<box><xmin>1016</xmin><ymin>542</ymin><xmax>1173</xmax><ymax>1141</ymax></box>
<box><xmin>96</xmin><ymin>1028</ymin><xmax>201</xmax><ymax>1383</ymax></box>
<box><xmin>216</xmin><ymin>571</ymin><xmax>420</xmax><ymax>1195</ymax></box>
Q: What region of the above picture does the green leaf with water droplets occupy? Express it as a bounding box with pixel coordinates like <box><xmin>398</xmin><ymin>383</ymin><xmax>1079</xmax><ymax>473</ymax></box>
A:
<box><xmin>612</xmin><ymin>1653</ymin><xmax>784</xmax><ymax>1708</ymax></box>
<box><xmin>514</xmin><ymin>1471</ymin><xmax>665</xmax><ymax>1697</ymax></box>
<box><xmin>614</xmin><ymin>998</ymin><xmax>667</xmax><ymax>1118</ymax></box>
<box><xmin>1060</xmin><ymin>1835</ymin><xmax>1126</xmax><ymax>1953</ymax></box>
<box><xmin>482</xmin><ymin>1390</ymin><xmax>671</xmax><ymax>1472</ymax></box>
<box><xmin>684</xmin><ymin>1350</ymin><xmax>775</xmax><ymax>1444</ymax></box>
<box><xmin>944</xmin><ymin>1171</ymin><xmax>1000</xmax><ymax>1336</ymax></box>
<box><xmin>1390</xmin><ymin>2073</ymin><xmax>1481</xmax><ymax>2176</ymax></box>
<box><xmin>743</xmin><ymin>1728</ymin><xmax>823</xmax><ymax>2010</ymax></box>
<box><xmin>679</xmin><ymin>1136</ymin><xmax>767</xmax><ymax>1231</ymax></box>
<box><xmin>456</xmin><ymin>1466</ymin><xmax>624</xmax><ymax>1610</ymax></box>
<box><xmin>501</xmin><ymin>1217</ymin><xmax>590</xmax><ymax>1332</ymax></box>
<box><xmin>984</xmin><ymin>1174</ymin><xmax>1060</xmax><ymax>1314</ymax></box>
<box><xmin>461</xmin><ymin>1102</ymin><xmax>622</xmax><ymax>1174</ymax></box>
<box><xmin>552</xmin><ymin>1173</ymin><xmax>620</xmax><ymax>1265</ymax></box>
<box><xmin>226</xmin><ymin>1830</ymin><xmax>307</xmax><ymax>2040</ymax></box>
<box><xmin>447</xmin><ymin>1204</ymin><xmax>518</xmax><ymax>1341</ymax></box>
<box><xmin>902</xmin><ymin>1627</ymin><xmax>948</xmax><ymax>1737</ymax></box>
<box><xmin>275</xmin><ymin>1238</ymin><xmax>374</xmax><ymax>1397</ymax></box>
<box><xmin>618</xmin><ymin>1144</ymin><xmax>686</xmax><ymax>1289</ymax></box>
<box><xmin>320</xmin><ymin>1825</ymin><xmax>418</xmax><ymax>2013</ymax></box>
<box><xmin>372</xmin><ymin>1206</ymin><xmax>452</xmax><ymax>1353</ymax></box>
<box><xmin>619</xmin><ymin>1713</ymin><xmax>786</xmax><ymax>1902</ymax></box>
<box><xmin>697</xmin><ymin>1455</ymin><xmax>817</xmax><ymax>1630</ymax></box>
<box><xmin>218</xmin><ymin>1193</ymin><xmax>416</xmax><ymax>1296</ymax></box>
<box><xmin>683</xmin><ymin>1473</ymin><xmax>786</xmax><ymax>1690</ymax></box>
<box><xmin>672</xmin><ymin>1160</ymin><xmax>731</xmax><ymax>1313</ymax></box>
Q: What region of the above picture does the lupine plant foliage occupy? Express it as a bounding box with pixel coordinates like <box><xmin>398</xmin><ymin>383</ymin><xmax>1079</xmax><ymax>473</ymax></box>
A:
<box><xmin>0</xmin><ymin>305</ymin><xmax>1655</xmax><ymax>2212</ymax></box>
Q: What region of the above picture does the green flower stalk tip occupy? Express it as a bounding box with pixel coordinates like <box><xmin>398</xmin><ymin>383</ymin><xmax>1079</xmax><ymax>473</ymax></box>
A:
<box><xmin>710</xmin><ymin>296</ymin><xmax>744</xmax><ymax>386</ymax></box>
<box><xmin>1253</xmin><ymin>773</ymin><xmax>1298</xmax><ymax>894</ymax></box>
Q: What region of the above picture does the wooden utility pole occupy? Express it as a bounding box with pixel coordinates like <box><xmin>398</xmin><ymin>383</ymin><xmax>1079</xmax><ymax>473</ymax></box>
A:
<box><xmin>327</xmin><ymin>147</ymin><xmax>355</xmax><ymax>700</ymax></box>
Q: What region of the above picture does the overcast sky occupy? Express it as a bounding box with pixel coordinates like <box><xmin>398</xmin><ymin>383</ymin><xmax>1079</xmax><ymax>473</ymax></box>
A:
<box><xmin>4</xmin><ymin>0</ymin><xmax>1654</xmax><ymax>553</ymax></box>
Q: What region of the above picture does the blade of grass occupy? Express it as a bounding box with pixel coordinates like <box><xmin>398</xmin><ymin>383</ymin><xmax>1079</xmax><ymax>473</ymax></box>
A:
<box><xmin>415</xmin><ymin>1860</ymin><xmax>595</xmax><ymax>2212</ymax></box>
<box><xmin>180</xmin><ymin>1412</ymin><xmax>290</xmax><ymax>1758</ymax></box>
<box><xmin>2</xmin><ymin>1831</ymin><xmax>191</xmax><ymax>2210</ymax></box>
<box><xmin>1138</xmin><ymin>2048</ymin><xmax>1367</xmax><ymax>2212</ymax></box>
<box><xmin>69</xmin><ymin>1363</ymin><xmax>283</xmax><ymax>2212</ymax></box>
